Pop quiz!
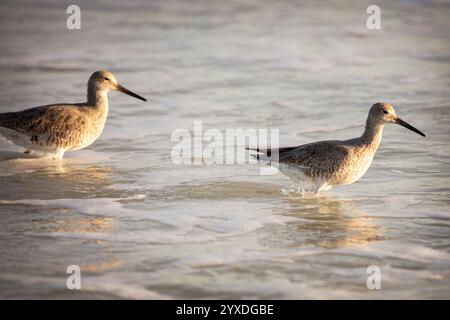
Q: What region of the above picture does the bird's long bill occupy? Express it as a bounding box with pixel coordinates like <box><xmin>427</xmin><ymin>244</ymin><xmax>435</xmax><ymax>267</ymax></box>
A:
<box><xmin>395</xmin><ymin>117</ymin><xmax>426</xmax><ymax>137</ymax></box>
<box><xmin>116</xmin><ymin>84</ymin><xmax>147</xmax><ymax>102</ymax></box>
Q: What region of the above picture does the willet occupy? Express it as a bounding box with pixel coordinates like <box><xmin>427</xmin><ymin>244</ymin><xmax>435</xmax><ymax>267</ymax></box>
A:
<box><xmin>247</xmin><ymin>102</ymin><xmax>426</xmax><ymax>193</ymax></box>
<box><xmin>0</xmin><ymin>70</ymin><xmax>146</xmax><ymax>159</ymax></box>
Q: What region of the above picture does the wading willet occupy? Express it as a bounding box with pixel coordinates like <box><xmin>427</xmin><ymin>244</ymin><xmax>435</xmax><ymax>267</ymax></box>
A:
<box><xmin>0</xmin><ymin>70</ymin><xmax>146</xmax><ymax>159</ymax></box>
<box><xmin>247</xmin><ymin>103</ymin><xmax>425</xmax><ymax>193</ymax></box>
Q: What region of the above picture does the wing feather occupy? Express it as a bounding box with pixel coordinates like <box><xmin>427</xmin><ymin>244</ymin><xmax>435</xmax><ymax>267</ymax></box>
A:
<box><xmin>0</xmin><ymin>105</ymin><xmax>89</xmax><ymax>148</ymax></box>
<box><xmin>247</xmin><ymin>141</ymin><xmax>350</xmax><ymax>170</ymax></box>
<box><xmin>0</xmin><ymin>105</ymin><xmax>87</xmax><ymax>137</ymax></box>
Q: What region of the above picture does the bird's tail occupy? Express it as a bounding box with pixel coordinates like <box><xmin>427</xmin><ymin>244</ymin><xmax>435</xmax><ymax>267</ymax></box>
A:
<box><xmin>0</xmin><ymin>112</ymin><xmax>15</xmax><ymax>129</ymax></box>
<box><xmin>245</xmin><ymin>147</ymin><xmax>277</xmax><ymax>163</ymax></box>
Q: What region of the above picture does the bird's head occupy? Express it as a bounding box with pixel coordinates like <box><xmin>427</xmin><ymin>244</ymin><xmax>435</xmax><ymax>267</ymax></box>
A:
<box><xmin>368</xmin><ymin>102</ymin><xmax>425</xmax><ymax>137</ymax></box>
<box><xmin>88</xmin><ymin>70</ymin><xmax>147</xmax><ymax>101</ymax></box>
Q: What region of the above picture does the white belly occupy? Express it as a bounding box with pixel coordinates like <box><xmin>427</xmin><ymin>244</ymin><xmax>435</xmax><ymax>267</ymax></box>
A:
<box><xmin>278</xmin><ymin>154</ymin><xmax>374</xmax><ymax>190</ymax></box>
<box><xmin>0</xmin><ymin>127</ymin><xmax>59</xmax><ymax>152</ymax></box>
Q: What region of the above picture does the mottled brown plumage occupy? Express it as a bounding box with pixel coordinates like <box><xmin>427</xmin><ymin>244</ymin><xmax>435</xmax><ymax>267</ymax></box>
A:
<box><xmin>248</xmin><ymin>103</ymin><xmax>426</xmax><ymax>193</ymax></box>
<box><xmin>0</xmin><ymin>71</ymin><xmax>146</xmax><ymax>159</ymax></box>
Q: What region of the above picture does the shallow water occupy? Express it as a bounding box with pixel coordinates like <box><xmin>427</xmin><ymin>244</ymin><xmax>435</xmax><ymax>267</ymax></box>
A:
<box><xmin>0</xmin><ymin>0</ymin><xmax>449</xmax><ymax>299</ymax></box>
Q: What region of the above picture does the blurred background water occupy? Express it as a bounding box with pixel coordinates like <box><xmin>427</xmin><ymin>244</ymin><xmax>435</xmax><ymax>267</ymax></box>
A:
<box><xmin>0</xmin><ymin>0</ymin><xmax>449</xmax><ymax>299</ymax></box>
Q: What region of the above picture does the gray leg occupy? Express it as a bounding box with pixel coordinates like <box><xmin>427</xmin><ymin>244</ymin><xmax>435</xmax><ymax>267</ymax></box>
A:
<box><xmin>314</xmin><ymin>181</ymin><xmax>330</xmax><ymax>194</ymax></box>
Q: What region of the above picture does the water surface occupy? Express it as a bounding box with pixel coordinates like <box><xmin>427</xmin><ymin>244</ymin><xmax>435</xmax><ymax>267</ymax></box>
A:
<box><xmin>0</xmin><ymin>0</ymin><xmax>449</xmax><ymax>299</ymax></box>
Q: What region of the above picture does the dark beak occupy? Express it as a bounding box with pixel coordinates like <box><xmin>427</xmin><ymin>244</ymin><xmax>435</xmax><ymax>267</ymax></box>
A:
<box><xmin>116</xmin><ymin>84</ymin><xmax>147</xmax><ymax>102</ymax></box>
<box><xmin>395</xmin><ymin>117</ymin><xmax>426</xmax><ymax>137</ymax></box>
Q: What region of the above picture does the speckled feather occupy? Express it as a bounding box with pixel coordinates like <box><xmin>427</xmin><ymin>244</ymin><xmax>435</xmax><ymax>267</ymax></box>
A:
<box><xmin>0</xmin><ymin>104</ymin><xmax>103</xmax><ymax>151</ymax></box>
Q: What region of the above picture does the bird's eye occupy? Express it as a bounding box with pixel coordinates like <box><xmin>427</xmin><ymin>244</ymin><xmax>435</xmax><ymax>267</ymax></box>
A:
<box><xmin>382</xmin><ymin>110</ymin><xmax>389</xmax><ymax>115</ymax></box>
<box><xmin>104</xmin><ymin>77</ymin><xmax>110</xmax><ymax>81</ymax></box>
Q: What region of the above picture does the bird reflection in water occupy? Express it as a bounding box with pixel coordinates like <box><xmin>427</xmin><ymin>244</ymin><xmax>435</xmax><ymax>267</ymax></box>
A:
<box><xmin>262</xmin><ymin>196</ymin><xmax>383</xmax><ymax>249</ymax></box>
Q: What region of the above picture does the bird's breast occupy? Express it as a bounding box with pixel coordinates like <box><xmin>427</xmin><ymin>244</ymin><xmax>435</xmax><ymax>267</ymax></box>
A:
<box><xmin>69</xmin><ymin>109</ymin><xmax>108</xmax><ymax>151</ymax></box>
<box><xmin>333</xmin><ymin>147</ymin><xmax>376</xmax><ymax>186</ymax></box>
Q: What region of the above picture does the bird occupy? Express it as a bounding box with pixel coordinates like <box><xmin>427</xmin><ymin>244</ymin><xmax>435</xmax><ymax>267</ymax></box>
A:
<box><xmin>247</xmin><ymin>102</ymin><xmax>426</xmax><ymax>194</ymax></box>
<box><xmin>0</xmin><ymin>70</ymin><xmax>146</xmax><ymax>159</ymax></box>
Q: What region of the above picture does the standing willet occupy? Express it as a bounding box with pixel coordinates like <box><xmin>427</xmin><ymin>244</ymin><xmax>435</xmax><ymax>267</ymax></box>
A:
<box><xmin>247</xmin><ymin>103</ymin><xmax>426</xmax><ymax>193</ymax></box>
<box><xmin>0</xmin><ymin>70</ymin><xmax>146</xmax><ymax>159</ymax></box>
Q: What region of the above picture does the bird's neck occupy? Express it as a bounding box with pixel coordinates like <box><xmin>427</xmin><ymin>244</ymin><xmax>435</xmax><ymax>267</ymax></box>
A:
<box><xmin>87</xmin><ymin>88</ymin><xmax>109</xmax><ymax>112</ymax></box>
<box><xmin>361</xmin><ymin>118</ymin><xmax>383</xmax><ymax>149</ymax></box>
